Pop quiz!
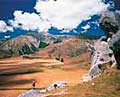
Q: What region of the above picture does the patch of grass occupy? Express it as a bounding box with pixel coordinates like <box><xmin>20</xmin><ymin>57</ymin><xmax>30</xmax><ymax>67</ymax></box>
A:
<box><xmin>70</xmin><ymin>85</ymin><xmax>84</xmax><ymax>91</ymax></box>
<box><xmin>54</xmin><ymin>69</ymin><xmax>120</xmax><ymax>97</ymax></box>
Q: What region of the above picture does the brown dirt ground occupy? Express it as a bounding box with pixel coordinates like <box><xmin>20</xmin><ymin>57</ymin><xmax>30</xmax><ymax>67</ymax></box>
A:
<box><xmin>0</xmin><ymin>55</ymin><xmax>88</xmax><ymax>97</ymax></box>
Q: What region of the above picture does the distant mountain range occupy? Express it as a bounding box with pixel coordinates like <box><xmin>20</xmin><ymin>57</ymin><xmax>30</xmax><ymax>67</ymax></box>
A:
<box><xmin>0</xmin><ymin>32</ymin><xmax>72</xmax><ymax>58</ymax></box>
<box><xmin>0</xmin><ymin>35</ymin><xmax>39</xmax><ymax>58</ymax></box>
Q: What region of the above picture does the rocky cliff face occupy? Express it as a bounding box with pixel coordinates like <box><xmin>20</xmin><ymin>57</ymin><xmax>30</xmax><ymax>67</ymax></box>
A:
<box><xmin>100</xmin><ymin>11</ymin><xmax>119</xmax><ymax>36</ymax></box>
<box><xmin>99</xmin><ymin>11</ymin><xmax>120</xmax><ymax>68</ymax></box>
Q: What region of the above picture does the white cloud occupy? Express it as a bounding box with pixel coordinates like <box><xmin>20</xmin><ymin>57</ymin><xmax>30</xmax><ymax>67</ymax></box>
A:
<box><xmin>73</xmin><ymin>30</ymin><xmax>79</xmax><ymax>33</ymax></box>
<box><xmin>7</xmin><ymin>0</ymin><xmax>109</xmax><ymax>33</ymax></box>
<box><xmin>82</xmin><ymin>24</ymin><xmax>90</xmax><ymax>30</ymax></box>
<box><xmin>0</xmin><ymin>20</ymin><xmax>13</xmax><ymax>32</ymax></box>
<box><xmin>4</xmin><ymin>35</ymin><xmax>10</xmax><ymax>39</ymax></box>
<box><xmin>62</xmin><ymin>28</ymin><xmax>72</xmax><ymax>33</ymax></box>
<box><xmin>91</xmin><ymin>21</ymin><xmax>100</xmax><ymax>26</ymax></box>
<box><xmin>81</xmin><ymin>24</ymin><xmax>91</xmax><ymax>34</ymax></box>
<box><xmin>7</xmin><ymin>26</ymin><xmax>14</xmax><ymax>32</ymax></box>
<box><xmin>0</xmin><ymin>21</ymin><xmax>7</xmax><ymax>32</ymax></box>
<box><xmin>34</xmin><ymin>0</ymin><xmax>109</xmax><ymax>31</ymax></box>
<box><xmin>10</xmin><ymin>10</ymin><xmax>51</xmax><ymax>32</ymax></box>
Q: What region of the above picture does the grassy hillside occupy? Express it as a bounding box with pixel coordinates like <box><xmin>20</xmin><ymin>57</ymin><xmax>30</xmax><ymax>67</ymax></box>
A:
<box><xmin>36</xmin><ymin>38</ymin><xmax>88</xmax><ymax>59</ymax></box>
<box><xmin>55</xmin><ymin>69</ymin><xmax>120</xmax><ymax>97</ymax></box>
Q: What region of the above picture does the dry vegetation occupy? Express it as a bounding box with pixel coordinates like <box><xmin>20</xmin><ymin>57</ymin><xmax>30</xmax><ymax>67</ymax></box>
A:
<box><xmin>54</xmin><ymin>69</ymin><xmax>120</xmax><ymax>97</ymax></box>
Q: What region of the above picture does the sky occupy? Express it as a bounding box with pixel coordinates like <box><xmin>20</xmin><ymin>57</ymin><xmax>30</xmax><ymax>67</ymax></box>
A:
<box><xmin>0</xmin><ymin>0</ymin><xmax>119</xmax><ymax>40</ymax></box>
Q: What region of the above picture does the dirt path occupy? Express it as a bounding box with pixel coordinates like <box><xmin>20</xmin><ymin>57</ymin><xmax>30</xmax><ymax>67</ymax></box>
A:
<box><xmin>0</xmin><ymin>57</ymin><xmax>87</xmax><ymax>97</ymax></box>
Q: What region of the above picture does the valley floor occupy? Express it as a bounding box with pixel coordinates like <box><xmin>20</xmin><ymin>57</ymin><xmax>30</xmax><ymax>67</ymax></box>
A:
<box><xmin>1</xmin><ymin>53</ymin><xmax>119</xmax><ymax>97</ymax></box>
<box><xmin>0</xmin><ymin>56</ymin><xmax>87</xmax><ymax>97</ymax></box>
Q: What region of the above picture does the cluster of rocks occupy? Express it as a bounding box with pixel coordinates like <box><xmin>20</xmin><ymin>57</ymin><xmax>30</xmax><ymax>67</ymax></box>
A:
<box><xmin>18</xmin><ymin>81</ymin><xmax>68</xmax><ymax>97</ymax></box>
<box><xmin>82</xmin><ymin>10</ymin><xmax>120</xmax><ymax>82</ymax></box>
<box><xmin>100</xmin><ymin>11</ymin><xmax>120</xmax><ymax>69</ymax></box>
